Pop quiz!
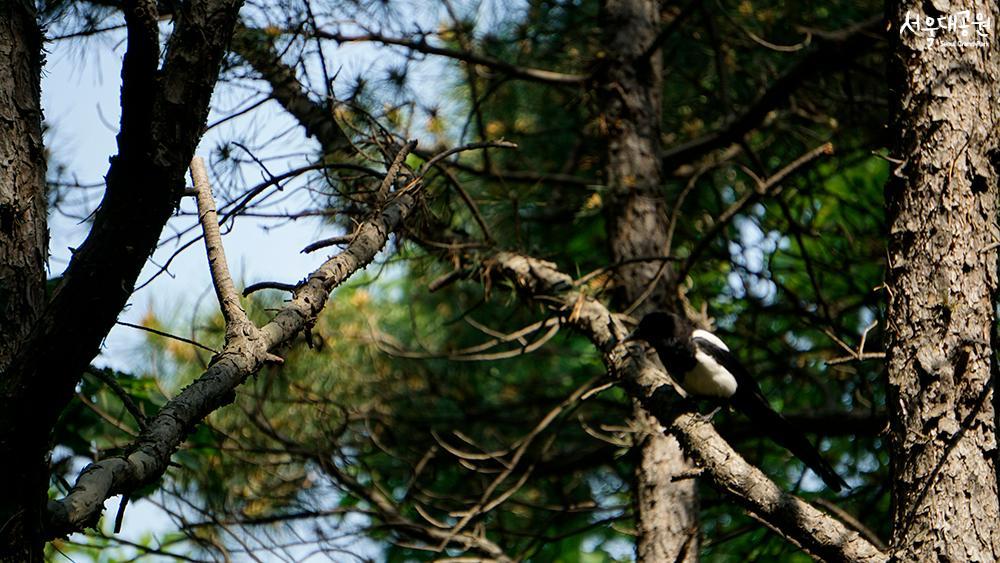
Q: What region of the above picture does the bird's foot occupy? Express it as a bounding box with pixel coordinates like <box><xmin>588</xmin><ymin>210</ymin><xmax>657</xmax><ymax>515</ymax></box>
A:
<box><xmin>698</xmin><ymin>406</ymin><xmax>722</xmax><ymax>422</ymax></box>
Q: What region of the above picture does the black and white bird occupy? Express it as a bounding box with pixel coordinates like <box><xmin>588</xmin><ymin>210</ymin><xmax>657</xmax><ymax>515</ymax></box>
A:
<box><xmin>629</xmin><ymin>311</ymin><xmax>848</xmax><ymax>492</ymax></box>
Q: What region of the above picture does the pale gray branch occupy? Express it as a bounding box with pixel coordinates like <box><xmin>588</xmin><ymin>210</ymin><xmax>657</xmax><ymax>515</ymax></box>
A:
<box><xmin>44</xmin><ymin>180</ymin><xmax>424</xmax><ymax>538</ymax></box>
<box><xmin>488</xmin><ymin>252</ymin><xmax>888</xmax><ymax>563</ymax></box>
<box><xmin>191</xmin><ymin>156</ymin><xmax>249</xmax><ymax>331</ymax></box>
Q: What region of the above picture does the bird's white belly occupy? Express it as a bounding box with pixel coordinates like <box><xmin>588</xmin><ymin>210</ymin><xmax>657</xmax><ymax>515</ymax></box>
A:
<box><xmin>682</xmin><ymin>351</ymin><xmax>738</xmax><ymax>398</ymax></box>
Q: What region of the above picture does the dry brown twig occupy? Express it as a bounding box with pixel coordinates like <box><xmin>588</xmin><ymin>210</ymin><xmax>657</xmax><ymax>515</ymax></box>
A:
<box><xmin>434</xmin><ymin>376</ymin><xmax>601</xmax><ymax>551</ymax></box>
<box><xmin>826</xmin><ymin>320</ymin><xmax>885</xmax><ymax>366</ymax></box>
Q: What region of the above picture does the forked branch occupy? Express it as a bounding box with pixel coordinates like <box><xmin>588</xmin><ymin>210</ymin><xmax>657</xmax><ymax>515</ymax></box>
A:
<box><xmin>44</xmin><ymin>159</ymin><xmax>427</xmax><ymax>538</ymax></box>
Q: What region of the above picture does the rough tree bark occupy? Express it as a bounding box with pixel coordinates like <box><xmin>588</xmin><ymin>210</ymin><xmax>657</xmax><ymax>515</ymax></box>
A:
<box><xmin>0</xmin><ymin>2</ymin><xmax>48</xmax><ymax>560</ymax></box>
<box><xmin>886</xmin><ymin>1</ymin><xmax>1000</xmax><ymax>560</ymax></box>
<box><xmin>0</xmin><ymin>1</ymin><xmax>46</xmax><ymax>367</ymax></box>
<box><xmin>599</xmin><ymin>0</ymin><xmax>699</xmax><ymax>559</ymax></box>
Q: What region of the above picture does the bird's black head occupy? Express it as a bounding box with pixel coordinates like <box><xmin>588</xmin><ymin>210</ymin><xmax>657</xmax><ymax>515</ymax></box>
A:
<box><xmin>628</xmin><ymin>311</ymin><xmax>697</xmax><ymax>373</ymax></box>
<box><xmin>630</xmin><ymin>311</ymin><xmax>691</xmax><ymax>343</ymax></box>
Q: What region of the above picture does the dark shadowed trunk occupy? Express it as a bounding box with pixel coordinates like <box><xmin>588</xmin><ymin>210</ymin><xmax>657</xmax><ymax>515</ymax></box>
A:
<box><xmin>0</xmin><ymin>0</ymin><xmax>244</xmax><ymax>556</ymax></box>
<box><xmin>599</xmin><ymin>0</ymin><xmax>699</xmax><ymax>559</ymax></box>
<box><xmin>886</xmin><ymin>1</ymin><xmax>1000</xmax><ymax>560</ymax></box>
<box><xmin>0</xmin><ymin>2</ymin><xmax>46</xmax><ymax>369</ymax></box>
<box><xmin>0</xmin><ymin>2</ymin><xmax>48</xmax><ymax>559</ymax></box>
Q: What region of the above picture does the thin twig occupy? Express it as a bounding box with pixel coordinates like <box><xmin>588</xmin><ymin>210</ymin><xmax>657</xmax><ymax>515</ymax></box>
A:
<box><xmin>115</xmin><ymin>320</ymin><xmax>219</xmax><ymax>354</ymax></box>
<box><xmin>420</xmin><ymin>140</ymin><xmax>518</xmax><ymax>175</ymax></box>
<box><xmin>378</xmin><ymin>140</ymin><xmax>418</xmax><ymax>201</ymax></box>
<box><xmin>435</xmin><ymin>376</ymin><xmax>600</xmax><ymax>550</ymax></box>
<box><xmin>715</xmin><ymin>0</ymin><xmax>811</xmax><ymax>52</ymax></box>
<box><xmin>813</xmin><ymin>498</ymin><xmax>887</xmax><ymax>550</ymax></box>
<box><xmin>301</xmin><ymin>234</ymin><xmax>355</xmax><ymax>254</ymax></box>
<box><xmin>678</xmin><ymin>142</ymin><xmax>833</xmax><ymax>281</ymax></box>
<box><xmin>242</xmin><ymin>281</ymin><xmax>297</xmax><ymax>296</ymax></box>
<box><xmin>858</xmin><ymin>321</ymin><xmax>878</xmax><ymax>357</ymax></box>
<box><xmin>316</xmin><ymin>28</ymin><xmax>587</xmax><ymax>86</ymax></box>
<box><xmin>826</xmin><ymin>353</ymin><xmax>885</xmax><ymax>366</ymax></box>
<box><xmin>74</xmin><ymin>392</ymin><xmax>139</xmax><ymax>437</ymax></box>
<box><xmin>437</xmin><ymin>165</ymin><xmax>493</xmax><ymax>242</ymax></box>
<box><xmin>665</xmin><ymin>166</ymin><xmax>708</xmax><ymax>257</ymax></box>
<box><xmin>374</xmin><ymin>318</ymin><xmax>560</xmax><ymax>361</ymax></box>
<box><xmin>86</xmin><ymin>367</ymin><xmax>150</xmax><ymax>432</ymax></box>
<box><xmin>113</xmin><ymin>494</ymin><xmax>130</xmax><ymax>533</ymax></box>
<box><xmin>574</xmin><ymin>256</ymin><xmax>679</xmax><ymax>287</ymax></box>
<box><xmin>429</xmin><ymin>268</ymin><xmax>468</xmax><ymax>292</ymax></box>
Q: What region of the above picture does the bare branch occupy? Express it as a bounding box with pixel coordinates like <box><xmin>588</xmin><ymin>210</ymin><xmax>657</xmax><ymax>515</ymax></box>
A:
<box><xmin>85</xmin><ymin>368</ymin><xmax>150</xmax><ymax>432</ymax></box>
<box><xmin>115</xmin><ymin>320</ymin><xmax>219</xmax><ymax>354</ymax></box>
<box><xmin>44</xmin><ymin>176</ymin><xmax>426</xmax><ymax>538</ymax></box>
<box><xmin>378</xmin><ymin>140</ymin><xmax>418</xmax><ymax>202</ymax></box>
<box><xmin>191</xmin><ymin>157</ymin><xmax>250</xmax><ymax>331</ymax></box>
<box><xmin>316</xmin><ymin>29</ymin><xmax>588</xmax><ymax>86</ymax></box>
<box><xmin>242</xmin><ymin>281</ymin><xmax>297</xmax><ymax>296</ymax></box>
<box><xmin>420</xmin><ymin>140</ymin><xmax>518</xmax><ymax>174</ymax></box>
<box><xmin>485</xmin><ymin>252</ymin><xmax>887</xmax><ymax>563</ymax></box>
<box><xmin>436</xmin><ymin>166</ymin><xmax>493</xmax><ymax>242</ymax></box>
<box><xmin>302</xmin><ymin>234</ymin><xmax>355</xmax><ymax>254</ymax></box>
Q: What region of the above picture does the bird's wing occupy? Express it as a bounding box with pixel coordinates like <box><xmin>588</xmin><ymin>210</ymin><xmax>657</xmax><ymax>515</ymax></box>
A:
<box><xmin>692</xmin><ymin>337</ymin><xmax>848</xmax><ymax>492</ymax></box>
<box><xmin>691</xmin><ymin>336</ymin><xmax>765</xmax><ymax>399</ymax></box>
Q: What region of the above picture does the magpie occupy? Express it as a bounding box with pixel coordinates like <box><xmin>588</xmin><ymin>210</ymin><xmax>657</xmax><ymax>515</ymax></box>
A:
<box><xmin>629</xmin><ymin>311</ymin><xmax>848</xmax><ymax>492</ymax></box>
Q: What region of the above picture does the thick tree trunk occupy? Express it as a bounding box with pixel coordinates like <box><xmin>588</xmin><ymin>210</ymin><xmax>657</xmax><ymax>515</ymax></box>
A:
<box><xmin>599</xmin><ymin>1</ymin><xmax>700</xmax><ymax>560</ymax></box>
<box><xmin>0</xmin><ymin>2</ymin><xmax>48</xmax><ymax>560</ymax></box>
<box><xmin>886</xmin><ymin>2</ymin><xmax>1000</xmax><ymax>560</ymax></box>
<box><xmin>0</xmin><ymin>2</ymin><xmax>46</xmax><ymax>368</ymax></box>
<box><xmin>633</xmin><ymin>414</ymin><xmax>700</xmax><ymax>560</ymax></box>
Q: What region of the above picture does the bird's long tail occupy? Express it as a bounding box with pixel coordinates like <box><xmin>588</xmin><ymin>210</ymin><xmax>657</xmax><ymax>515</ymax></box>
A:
<box><xmin>732</xmin><ymin>391</ymin><xmax>848</xmax><ymax>492</ymax></box>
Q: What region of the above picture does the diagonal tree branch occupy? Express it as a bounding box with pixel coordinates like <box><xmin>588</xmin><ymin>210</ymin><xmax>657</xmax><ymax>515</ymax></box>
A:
<box><xmin>191</xmin><ymin>156</ymin><xmax>252</xmax><ymax>332</ymax></box>
<box><xmin>486</xmin><ymin>252</ymin><xmax>887</xmax><ymax>563</ymax></box>
<box><xmin>315</xmin><ymin>28</ymin><xmax>588</xmax><ymax>86</ymax></box>
<box><xmin>43</xmin><ymin>163</ymin><xmax>425</xmax><ymax>538</ymax></box>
